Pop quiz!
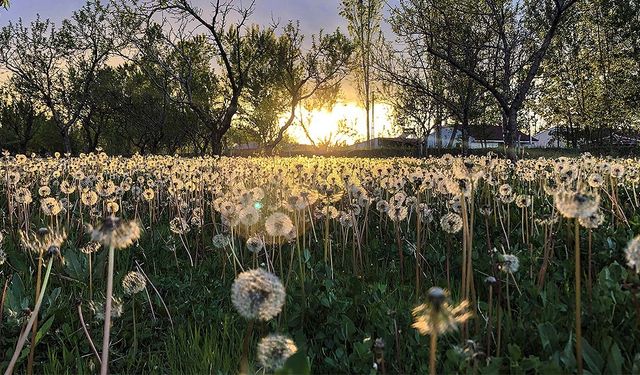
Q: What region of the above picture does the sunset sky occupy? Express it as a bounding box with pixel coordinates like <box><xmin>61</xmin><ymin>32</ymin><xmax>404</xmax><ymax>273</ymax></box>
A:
<box><xmin>0</xmin><ymin>0</ymin><xmax>399</xmax><ymax>144</ymax></box>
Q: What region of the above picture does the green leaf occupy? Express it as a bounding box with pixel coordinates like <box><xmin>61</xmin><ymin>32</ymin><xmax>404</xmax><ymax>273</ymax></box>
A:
<box><xmin>581</xmin><ymin>337</ymin><xmax>604</xmax><ymax>375</ymax></box>
<box><xmin>275</xmin><ymin>351</ymin><xmax>311</xmax><ymax>375</ymax></box>
<box><xmin>34</xmin><ymin>315</ymin><xmax>55</xmax><ymax>346</ymax></box>
<box><xmin>605</xmin><ymin>338</ymin><xmax>623</xmax><ymax>375</ymax></box>
<box><xmin>537</xmin><ymin>322</ymin><xmax>557</xmax><ymax>353</ymax></box>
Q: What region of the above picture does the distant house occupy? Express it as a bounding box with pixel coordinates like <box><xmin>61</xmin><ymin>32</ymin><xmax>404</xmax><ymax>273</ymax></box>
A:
<box><xmin>532</xmin><ymin>127</ymin><xmax>567</xmax><ymax>148</ymax></box>
<box><xmin>426</xmin><ymin>126</ymin><xmax>537</xmax><ymax>149</ymax></box>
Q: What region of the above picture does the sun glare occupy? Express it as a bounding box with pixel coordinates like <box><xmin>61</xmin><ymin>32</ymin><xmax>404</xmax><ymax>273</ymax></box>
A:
<box><xmin>286</xmin><ymin>102</ymin><xmax>394</xmax><ymax>145</ymax></box>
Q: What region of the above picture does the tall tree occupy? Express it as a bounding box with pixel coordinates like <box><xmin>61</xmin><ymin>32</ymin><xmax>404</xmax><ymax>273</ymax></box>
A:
<box><xmin>340</xmin><ymin>0</ymin><xmax>382</xmax><ymax>146</ymax></box>
<box><xmin>535</xmin><ymin>0</ymin><xmax>640</xmax><ymax>147</ymax></box>
<box><xmin>0</xmin><ymin>86</ymin><xmax>46</xmax><ymax>153</ymax></box>
<box><xmin>391</xmin><ymin>0</ymin><xmax>579</xmax><ymax>158</ymax></box>
<box><xmin>117</xmin><ymin>0</ymin><xmax>278</xmax><ymax>154</ymax></box>
<box><xmin>0</xmin><ymin>1</ymin><xmax>118</xmax><ymax>153</ymax></box>
<box><xmin>266</xmin><ymin>22</ymin><xmax>353</xmax><ymax>152</ymax></box>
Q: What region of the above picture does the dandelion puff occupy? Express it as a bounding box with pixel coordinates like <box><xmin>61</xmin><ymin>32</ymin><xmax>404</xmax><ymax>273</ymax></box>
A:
<box><xmin>388</xmin><ymin>205</ymin><xmax>408</xmax><ymax>222</ymax></box>
<box><xmin>440</xmin><ymin>213</ymin><xmax>463</xmax><ymax>234</ymax></box>
<box><xmin>80</xmin><ymin>241</ymin><xmax>102</xmax><ymax>254</ymax></box>
<box><xmin>122</xmin><ymin>271</ymin><xmax>146</xmax><ymax>295</ymax></box>
<box><xmin>554</xmin><ymin>190</ymin><xmax>600</xmax><ymax>219</ymax></box>
<box><xmin>579</xmin><ymin>210</ymin><xmax>604</xmax><ymax>229</ymax></box>
<box><xmin>412</xmin><ymin>287</ymin><xmax>472</xmax><ymax>336</ymax></box>
<box><xmin>20</xmin><ymin>227</ymin><xmax>67</xmax><ymax>254</ymax></box>
<box><xmin>376</xmin><ymin>200</ymin><xmax>390</xmax><ymax>213</ymax></box>
<box><xmin>89</xmin><ymin>296</ymin><xmax>124</xmax><ymax>321</ymax></box>
<box><xmin>498</xmin><ymin>254</ymin><xmax>519</xmax><ymax>273</ymax></box>
<box><xmin>265</xmin><ymin>212</ymin><xmax>294</xmax><ymax>237</ymax></box>
<box><xmin>231</xmin><ymin>268</ymin><xmax>285</xmax><ymax>321</ymax></box>
<box><xmin>169</xmin><ymin>217</ymin><xmax>190</xmax><ymax>235</ymax></box>
<box><xmin>246</xmin><ymin>236</ymin><xmax>264</xmax><ymax>253</ymax></box>
<box><xmin>257</xmin><ymin>334</ymin><xmax>298</xmax><ymax>371</ymax></box>
<box><xmin>625</xmin><ymin>236</ymin><xmax>640</xmax><ymax>273</ymax></box>
<box><xmin>239</xmin><ymin>206</ymin><xmax>260</xmax><ymax>227</ymax></box>
<box><xmin>91</xmin><ymin>216</ymin><xmax>141</xmax><ymax>250</ymax></box>
<box><xmin>212</xmin><ymin>234</ymin><xmax>230</xmax><ymax>249</ymax></box>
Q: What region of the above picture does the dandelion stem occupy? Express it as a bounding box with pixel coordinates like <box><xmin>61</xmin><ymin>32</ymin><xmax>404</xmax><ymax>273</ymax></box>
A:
<box><xmin>100</xmin><ymin>244</ymin><xmax>115</xmax><ymax>375</ymax></box>
<box><xmin>5</xmin><ymin>257</ymin><xmax>54</xmax><ymax>375</ymax></box>
<box><xmin>574</xmin><ymin>219</ymin><xmax>583</xmax><ymax>375</ymax></box>
<box><xmin>77</xmin><ymin>302</ymin><xmax>101</xmax><ymax>366</ymax></box>
<box><xmin>429</xmin><ymin>332</ymin><xmax>437</xmax><ymax>375</ymax></box>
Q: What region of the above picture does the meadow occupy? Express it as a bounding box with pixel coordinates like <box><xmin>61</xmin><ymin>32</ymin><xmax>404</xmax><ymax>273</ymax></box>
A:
<box><xmin>0</xmin><ymin>152</ymin><xmax>639</xmax><ymax>374</ymax></box>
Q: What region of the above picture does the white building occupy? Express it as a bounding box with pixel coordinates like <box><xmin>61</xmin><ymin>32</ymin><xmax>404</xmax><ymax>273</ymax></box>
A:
<box><xmin>426</xmin><ymin>126</ymin><xmax>537</xmax><ymax>149</ymax></box>
<box><xmin>532</xmin><ymin>127</ymin><xmax>567</xmax><ymax>148</ymax></box>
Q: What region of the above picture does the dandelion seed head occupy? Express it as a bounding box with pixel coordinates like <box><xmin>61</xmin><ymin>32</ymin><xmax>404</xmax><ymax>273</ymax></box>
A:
<box><xmin>256</xmin><ymin>334</ymin><xmax>297</xmax><ymax>371</ymax></box>
<box><xmin>122</xmin><ymin>271</ymin><xmax>146</xmax><ymax>295</ymax></box>
<box><xmin>440</xmin><ymin>213</ymin><xmax>463</xmax><ymax>234</ymax></box>
<box><xmin>231</xmin><ymin>268</ymin><xmax>285</xmax><ymax>321</ymax></box>
<box><xmin>625</xmin><ymin>236</ymin><xmax>640</xmax><ymax>273</ymax></box>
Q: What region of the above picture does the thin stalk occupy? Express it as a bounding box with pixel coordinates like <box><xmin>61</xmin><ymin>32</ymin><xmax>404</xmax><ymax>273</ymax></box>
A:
<box><xmin>429</xmin><ymin>332</ymin><xmax>438</xmax><ymax>375</ymax></box>
<box><xmin>575</xmin><ymin>219</ymin><xmax>583</xmax><ymax>375</ymax></box>
<box><xmin>5</xmin><ymin>258</ymin><xmax>54</xmax><ymax>375</ymax></box>
<box><xmin>100</xmin><ymin>245</ymin><xmax>115</xmax><ymax>375</ymax></box>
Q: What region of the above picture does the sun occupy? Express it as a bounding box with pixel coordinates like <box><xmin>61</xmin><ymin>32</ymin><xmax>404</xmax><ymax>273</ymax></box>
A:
<box><xmin>286</xmin><ymin>101</ymin><xmax>394</xmax><ymax>145</ymax></box>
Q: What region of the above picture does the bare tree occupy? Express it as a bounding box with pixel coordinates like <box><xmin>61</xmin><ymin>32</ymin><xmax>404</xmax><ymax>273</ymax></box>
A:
<box><xmin>391</xmin><ymin>0</ymin><xmax>579</xmax><ymax>158</ymax></box>
<box><xmin>340</xmin><ymin>0</ymin><xmax>382</xmax><ymax>147</ymax></box>
<box><xmin>265</xmin><ymin>22</ymin><xmax>353</xmax><ymax>153</ymax></box>
<box><xmin>117</xmin><ymin>0</ymin><xmax>278</xmax><ymax>154</ymax></box>
<box><xmin>0</xmin><ymin>1</ymin><xmax>118</xmax><ymax>153</ymax></box>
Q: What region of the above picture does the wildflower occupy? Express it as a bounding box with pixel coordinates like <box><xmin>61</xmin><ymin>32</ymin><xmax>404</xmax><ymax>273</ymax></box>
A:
<box><xmin>412</xmin><ymin>287</ymin><xmax>472</xmax><ymax>336</ymax></box>
<box><xmin>60</xmin><ymin>180</ymin><xmax>76</xmax><ymax>194</ymax></box>
<box><xmin>231</xmin><ymin>268</ymin><xmax>285</xmax><ymax>321</ymax></box>
<box><xmin>265</xmin><ymin>212</ymin><xmax>294</xmax><ymax>237</ymax></box>
<box><xmin>554</xmin><ymin>190</ymin><xmax>600</xmax><ymax>219</ymax></box>
<box><xmin>440</xmin><ymin>213</ymin><xmax>463</xmax><ymax>234</ymax></box>
<box><xmin>256</xmin><ymin>334</ymin><xmax>298</xmax><ymax>371</ymax></box>
<box><xmin>91</xmin><ymin>216</ymin><xmax>141</xmax><ymax>250</ymax></box>
<box><xmin>625</xmin><ymin>236</ymin><xmax>640</xmax><ymax>273</ymax></box>
<box><xmin>122</xmin><ymin>271</ymin><xmax>146</xmax><ymax>295</ymax></box>
<box><xmin>499</xmin><ymin>254</ymin><xmax>519</xmax><ymax>273</ymax></box>
<box><xmin>14</xmin><ymin>188</ymin><xmax>32</xmax><ymax>204</ymax></box>
<box><xmin>376</xmin><ymin>200</ymin><xmax>390</xmax><ymax>213</ymax></box>
<box><xmin>38</xmin><ymin>186</ymin><xmax>51</xmax><ymax>197</ymax></box>
<box><xmin>142</xmin><ymin>188</ymin><xmax>155</xmax><ymax>201</ymax></box>
<box><xmin>587</xmin><ymin>173</ymin><xmax>604</xmax><ymax>188</ymax></box>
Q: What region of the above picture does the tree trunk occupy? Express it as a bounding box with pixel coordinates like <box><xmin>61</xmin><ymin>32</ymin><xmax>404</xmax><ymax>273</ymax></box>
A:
<box><xmin>503</xmin><ymin>110</ymin><xmax>518</xmax><ymax>160</ymax></box>
<box><xmin>267</xmin><ymin>101</ymin><xmax>298</xmax><ymax>154</ymax></box>
<box><xmin>62</xmin><ymin>128</ymin><xmax>72</xmax><ymax>154</ymax></box>
<box><xmin>211</xmin><ymin>97</ymin><xmax>239</xmax><ymax>155</ymax></box>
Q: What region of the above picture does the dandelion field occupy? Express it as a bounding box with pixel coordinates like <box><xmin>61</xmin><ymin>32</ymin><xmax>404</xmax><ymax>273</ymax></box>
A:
<box><xmin>1</xmin><ymin>152</ymin><xmax>640</xmax><ymax>374</ymax></box>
